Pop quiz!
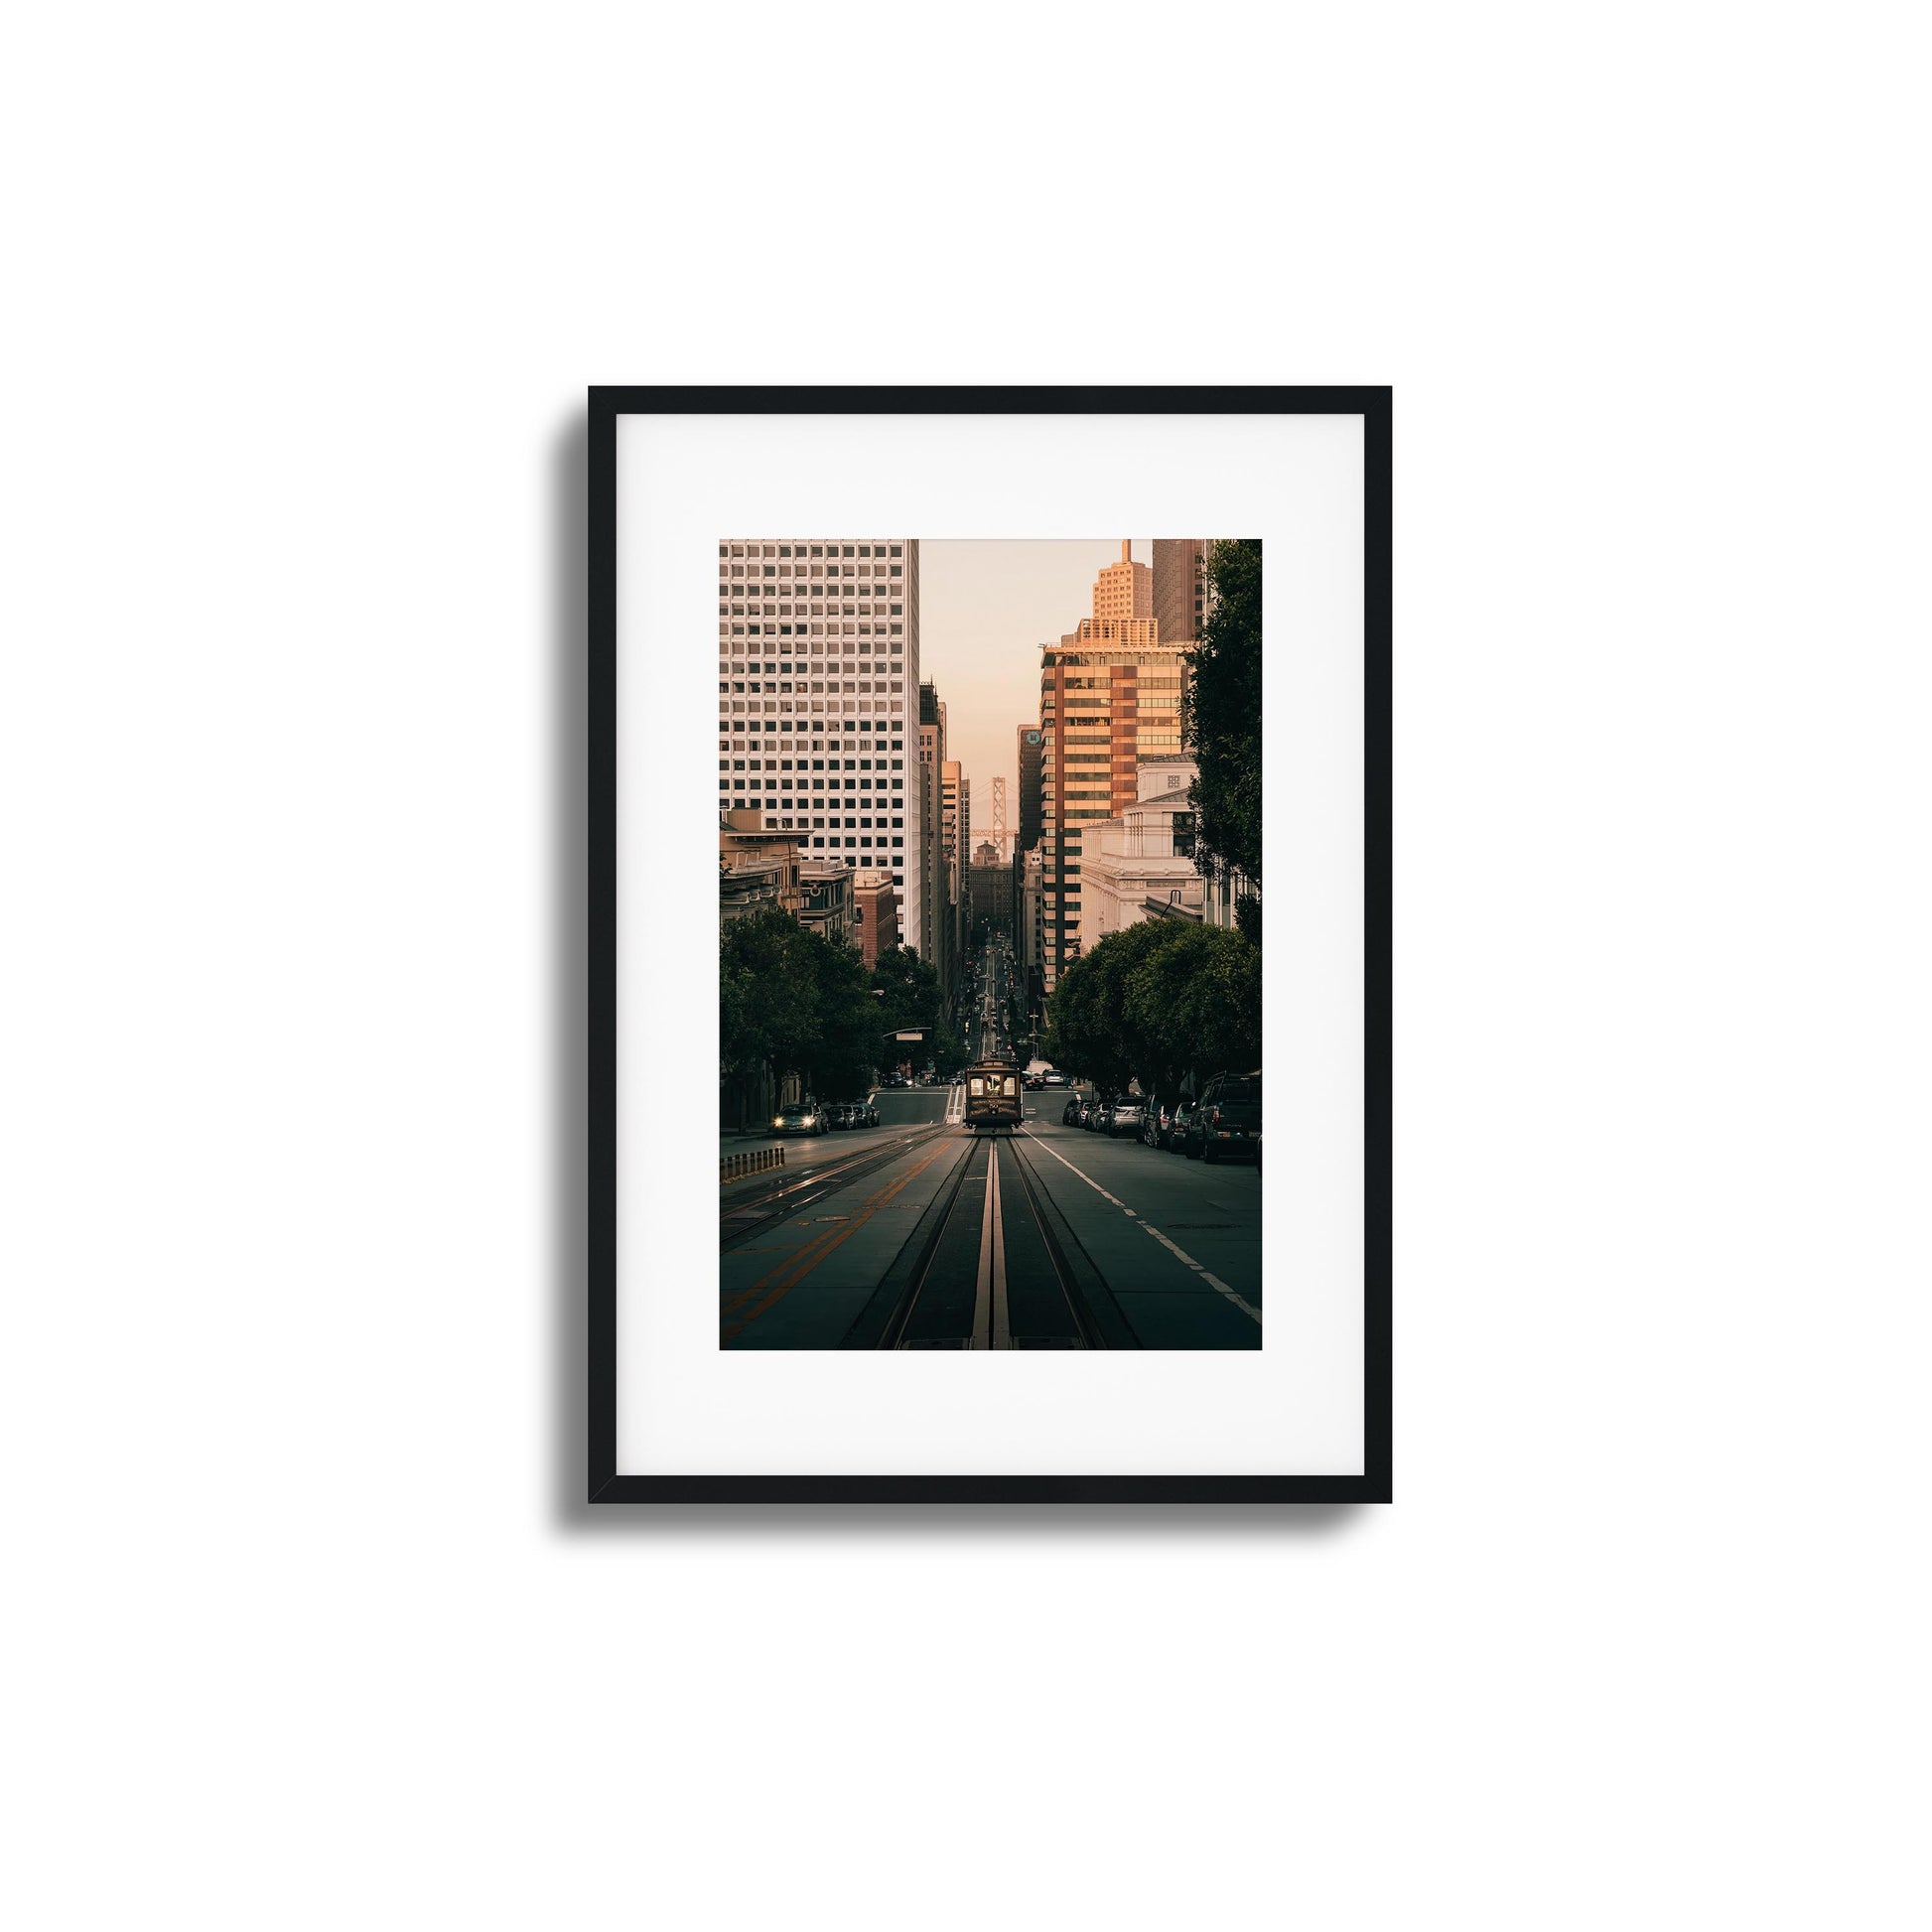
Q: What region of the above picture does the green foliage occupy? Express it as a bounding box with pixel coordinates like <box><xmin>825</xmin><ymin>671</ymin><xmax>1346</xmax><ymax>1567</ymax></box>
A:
<box><xmin>719</xmin><ymin>908</ymin><xmax>828</xmax><ymax>1086</ymax></box>
<box><xmin>1181</xmin><ymin>538</ymin><xmax>1264</xmax><ymax>910</ymax></box>
<box><xmin>870</xmin><ymin>944</ymin><xmax>942</xmax><ymax>1035</ymax></box>
<box><xmin>1042</xmin><ymin>921</ymin><xmax>1168</xmax><ymax>1094</ymax></box>
<box><xmin>1044</xmin><ymin>919</ymin><xmax>1260</xmax><ymax>1100</ymax></box>
<box><xmin>1124</xmin><ymin>922</ymin><xmax>1261</xmax><ymax>1091</ymax></box>
<box><xmin>810</xmin><ymin>932</ymin><xmax>882</xmax><ymax>1098</ymax></box>
<box><xmin>869</xmin><ymin>942</ymin><xmax>964</xmax><ymax>1074</ymax></box>
<box><xmin>931</xmin><ymin>1024</ymin><xmax>968</xmax><ymax>1077</ymax></box>
<box><xmin>719</xmin><ymin>911</ymin><xmax>897</xmax><ymax>1100</ymax></box>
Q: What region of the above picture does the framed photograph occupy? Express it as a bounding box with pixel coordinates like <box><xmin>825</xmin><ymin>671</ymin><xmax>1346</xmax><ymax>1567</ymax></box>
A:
<box><xmin>590</xmin><ymin>386</ymin><xmax>1389</xmax><ymax>1502</ymax></box>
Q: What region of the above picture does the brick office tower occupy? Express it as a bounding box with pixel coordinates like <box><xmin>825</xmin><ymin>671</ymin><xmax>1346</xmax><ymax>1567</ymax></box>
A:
<box><xmin>1037</xmin><ymin>541</ymin><xmax>1188</xmax><ymax>992</ymax></box>
<box><xmin>851</xmin><ymin>868</ymin><xmax>899</xmax><ymax>968</ymax></box>
<box><xmin>1152</xmin><ymin>538</ymin><xmax>1207</xmax><ymax>645</ymax></box>
<box><xmin>717</xmin><ymin>539</ymin><xmax>921</xmax><ymax>951</ymax></box>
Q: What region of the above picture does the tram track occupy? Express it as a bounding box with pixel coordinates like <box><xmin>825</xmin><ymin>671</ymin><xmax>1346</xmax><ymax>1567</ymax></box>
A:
<box><xmin>839</xmin><ymin>1129</ymin><xmax>1137</xmax><ymax>1350</ymax></box>
<box><xmin>1001</xmin><ymin>1129</ymin><xmax>1136</xmax><ymax>1350</ymax></box>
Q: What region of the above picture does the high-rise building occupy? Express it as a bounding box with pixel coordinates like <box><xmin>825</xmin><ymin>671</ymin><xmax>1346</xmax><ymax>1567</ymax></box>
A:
<box><xmin>1019</xmin><ymin>847</ymin><xmax>1045</xmax><ymax>1025</ymax></box>
<box><xmin>958</xmin><ymin>773</ymin><xmax>973</xmax><ymax>975</ymax></box>
<box><xmin>717</xmin><ymin>538</ymin><xmax>920</xmax><ymax>950</ymax></box>
<box><xmin>1153</xmin><ymin>538</ymin><xmax>1207</xmax><ymax>645</ymax></box>
<box><xmin>942</xmin><ymin>758</ymin><xmax>965</xmax><ymax>989</ymax></box>
<box><xmin>1016</xmin><ymin>725</ymin><xmax>1043</xmax><ymax>855</ymax></box>
<box><xmin>1036</xmin><ymin>543</ymin><xmax>1190</xmax><ymax>990</ymax></box>
<box><xmin>918</xmin><ymin>680</ymin><xmax>949</xmax><ymax>1000</ymax></box>
<box><xmin>1092</xmin><ymin>539</ymin><xmax>1153</xmax><ymax>623</ymax></box>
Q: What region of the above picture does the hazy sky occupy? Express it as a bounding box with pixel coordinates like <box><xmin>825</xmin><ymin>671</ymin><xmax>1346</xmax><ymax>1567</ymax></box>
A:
<box><xmin>919</xmin><ymin>539</ymin><xmax>1150</xmax><ymax>849</ymax></box>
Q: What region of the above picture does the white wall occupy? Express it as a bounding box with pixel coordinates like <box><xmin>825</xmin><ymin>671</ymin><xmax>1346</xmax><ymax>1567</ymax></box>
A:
<box><xmin>4</xmin><ymin>6</ymin><xmax>1927</xmax><ymax>1930</ymax></box>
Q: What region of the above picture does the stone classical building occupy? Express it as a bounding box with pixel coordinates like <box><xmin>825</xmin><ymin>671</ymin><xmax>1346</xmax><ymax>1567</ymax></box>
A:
<box><xmin>1202</xmin><ymin>863</ymin><xmax>1259</xmax><ymax>931</ymax></box>
<box><xmin>1076</xmin><ymin>759</ymin><xmax>1203</xmax><ymax>956</ymax></box>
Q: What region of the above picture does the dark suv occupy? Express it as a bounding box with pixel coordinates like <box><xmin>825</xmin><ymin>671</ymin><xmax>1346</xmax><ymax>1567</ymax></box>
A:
<box><xmin>1183</xmin><ymin>1074</ymin><xmax>1262</xmax><ymax>1166</ymax></box>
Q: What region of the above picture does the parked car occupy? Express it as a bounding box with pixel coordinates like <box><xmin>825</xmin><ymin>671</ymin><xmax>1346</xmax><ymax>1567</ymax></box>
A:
<box><xmin>1107</xmin><ymin>1098</ymin><xmax>1146</xmax><ymax>1139</ymax></box>
<box><xmin>771</xmin><ymin>1103</ymin><xmax>826</xmax><ymax>1137</ymax></box>
<box><xmin>1083</xmin><ymin>1097</ymin><xmax>1114</xmax><ymax>1133</ymax></box>
<box><xmin>1184</xmin><ymin>1073</ymin><xmax>1263</xmax><ymax>1165</ymax></box>
<box><xmin>1041</xmin><ymin>1069</ymin><xmax>1068</xmax><ymax>1089</ymax></box>
<box><xmin>1062</xmin><ymin>1095</ymin><xmax>1085</xmax><ymax>1126</ymax></box>
<box><xmin>860</xmin><ymin>1097</ymin><xmax>880</xmax><ymax>1127</ymax></box>
<box><xmin>1141</xmin><ymin>1099</ymin><xmax>1174</xmax><ymax>1148</ymax></box>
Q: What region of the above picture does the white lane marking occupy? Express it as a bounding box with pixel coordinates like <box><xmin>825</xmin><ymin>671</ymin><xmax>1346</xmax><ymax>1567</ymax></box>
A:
<box><xmin>1018</xmin><ymin>1128</ymin><xmax>1262</xmax><ymax>1326</ymax></box>
<box><xmin>1140</xmin><ymin>1223</ymin><xmax>1262</xmax><ymax>1323</ymax></box>
<box><xmin>1018</xmin><ymin>1130</ymin><xmax>1128</xmax><ymax>1206</ymax></box>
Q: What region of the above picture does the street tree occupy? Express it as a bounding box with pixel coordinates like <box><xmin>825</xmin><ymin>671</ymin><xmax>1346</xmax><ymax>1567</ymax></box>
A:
<box><xmin>808</xmin><ymin>933</ymin><xmax>882</xmax><ymax>1098</ymax></box>
<box><xmin>1123</xmin><ymin>922</ymin><xmax>1261</xmax><ymax>1091</ymax></box>
<box><xmin>1042</xmin><ymin>920</ymin><xmax>1172</xmax><ymax>1094</ymax></box>
<box><xmin>1182</xmin><ymin>538</ymin><xmax>1264</xmax><ymax>942</ymax></box>
<box><xmin>720</xmin><ymin>908</ymin><xmax>825</xmax><ymax>1089</ymax></box>
<box><xmin>870</xmin><ymin>943</ymin><xmax>951</xmax><ymax>1072</ymax></box>
<box><xmin>1045</xmin><ymin>919</ymin><xmax>1262</xmax><ymax>1103</ymax></box>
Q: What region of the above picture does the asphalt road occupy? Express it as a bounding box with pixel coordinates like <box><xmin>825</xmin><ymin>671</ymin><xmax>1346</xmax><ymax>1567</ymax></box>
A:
<box><xmin>721</xmin><ymin>945</ymin><xmax>1261</xmax><ymax>1350</ymax></box>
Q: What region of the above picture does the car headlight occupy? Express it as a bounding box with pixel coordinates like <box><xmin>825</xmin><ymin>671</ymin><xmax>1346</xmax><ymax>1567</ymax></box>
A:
<box><xmin>773</xmin><ymin>1117</ymin><xmax>785</xmax><ymax>1128</ymax></box>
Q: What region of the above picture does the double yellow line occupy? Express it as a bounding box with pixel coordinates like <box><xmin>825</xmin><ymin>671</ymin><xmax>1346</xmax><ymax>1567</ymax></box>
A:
<box><xmin>721</xmin><ymin>1137</ymin><xmax>961</xmax><ymax>1345</ymax></box>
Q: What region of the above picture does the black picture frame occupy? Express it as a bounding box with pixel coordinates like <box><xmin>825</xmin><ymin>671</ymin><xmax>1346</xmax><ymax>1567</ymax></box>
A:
<box><xmin>589</xmin><ymin>385</ymin><xmax>1391</xmax><ymax>1504</ymax></box>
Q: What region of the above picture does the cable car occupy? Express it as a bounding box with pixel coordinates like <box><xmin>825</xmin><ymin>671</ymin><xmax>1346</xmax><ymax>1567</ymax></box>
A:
<box><xmin>963</xmin><ymin>1058</ymin><xmax>1024</xmax><ymax>1133</ymax></box>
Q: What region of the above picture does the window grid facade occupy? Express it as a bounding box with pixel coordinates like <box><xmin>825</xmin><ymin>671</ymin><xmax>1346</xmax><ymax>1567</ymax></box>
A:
<box><xmin>719</xmin><ymin>540</ymin><xmax>920</xmax><ymax>949</ymax></box>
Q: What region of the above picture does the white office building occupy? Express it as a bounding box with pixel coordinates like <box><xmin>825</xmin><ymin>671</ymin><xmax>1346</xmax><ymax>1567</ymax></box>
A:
<box><xmin>717</xmin><ymin>539</ymin><xmax>920</xmax><ymax>949</ymax></box>
<box><xmin>1077</xmin><ymin>757</ymin><xmax>1205</xmax><ymax>956</ymax></box>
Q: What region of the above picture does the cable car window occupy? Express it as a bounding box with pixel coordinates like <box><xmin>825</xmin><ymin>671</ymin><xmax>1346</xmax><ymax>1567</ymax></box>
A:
<box><xmin>969</xmin><ymin>1078</ymin><xmax>984</xmax><ymax>1096</ymax></box>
